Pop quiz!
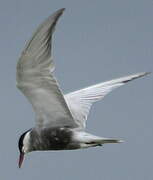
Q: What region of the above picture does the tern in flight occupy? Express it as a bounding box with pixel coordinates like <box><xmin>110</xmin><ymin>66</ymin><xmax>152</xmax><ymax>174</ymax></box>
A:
<box><xmin>17</xmin><ymin>8</ymin><xmax>150</xmax><ymax>168</ymax></box>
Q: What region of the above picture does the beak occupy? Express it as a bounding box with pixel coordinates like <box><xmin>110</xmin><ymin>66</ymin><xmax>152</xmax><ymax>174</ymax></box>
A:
<box><xmin>18</xmin><ymin>152</ymin><xmax>24</xmax><ymax>168</ymax></box>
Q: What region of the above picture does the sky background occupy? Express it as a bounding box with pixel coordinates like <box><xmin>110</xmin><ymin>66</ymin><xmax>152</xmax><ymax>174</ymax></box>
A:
<box><xmin>0</xmin><ymin>0</ymin><xmax>152</xmax><ymax>179</ymax></box>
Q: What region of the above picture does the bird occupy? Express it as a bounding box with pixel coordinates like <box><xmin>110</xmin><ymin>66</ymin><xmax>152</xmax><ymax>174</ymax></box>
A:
<box><xmin>16</xmin><ymin>8</ymin><xmax>150</xmax><ymax>168</ymax></box>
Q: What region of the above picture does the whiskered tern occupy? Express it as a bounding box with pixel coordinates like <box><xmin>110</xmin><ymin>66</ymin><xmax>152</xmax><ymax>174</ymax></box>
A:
<box><xmin>17</xmin><ymin>8</ymin><xmax>150</xmax><ymax>168</ymax></box>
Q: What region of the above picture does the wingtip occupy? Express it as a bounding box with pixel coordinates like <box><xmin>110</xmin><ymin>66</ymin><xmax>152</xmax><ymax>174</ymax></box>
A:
<box><xmin>144</xmin><ymin>72</ymin><xmax>152</xmax><ymax>76</ymax></box>
<box><xmin>61</xmin><ymin>8</ymin><xmax>66</xmax><ymax>11</ymax></box>
<box><xmin>138</xmin><ymin>72</ymin><xmax>151</xmax><ymax>78</ymax></box>
<box><xmin>51</xmin><ymin>8</ymin><xmax>66</xmax><ymax>19</ymax></box>
<box><xmin>57</xmin><ymin>8</ymin><xmax>66</xmax><ymax>14</ymax></box>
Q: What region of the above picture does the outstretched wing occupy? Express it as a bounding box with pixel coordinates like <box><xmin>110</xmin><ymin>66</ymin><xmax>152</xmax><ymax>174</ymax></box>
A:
<box><xmin>65</xmin><ymin>72</ymin><xmax>149</xmax><ymax>128</ymax></box>
<box><xmin>17</xmin><ymin>8</ymin><xmax>78</xmax><ymax>128</ymax></box>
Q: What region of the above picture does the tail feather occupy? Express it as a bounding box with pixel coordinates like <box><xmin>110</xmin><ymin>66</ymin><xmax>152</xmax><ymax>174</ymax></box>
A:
<box><xmin>100</xmin><ymin>138</ymin><xmax>124</xmax><ymax>144</ymax></box>
<box><xmin>84</xmin><ymin>138</ymin><xmax>124</xmax><ymax>146</ymax></box>
<box><xmin>74</xmin><ymin>132</ymin><xmax>124</xmax><ymax>148</ymax></box>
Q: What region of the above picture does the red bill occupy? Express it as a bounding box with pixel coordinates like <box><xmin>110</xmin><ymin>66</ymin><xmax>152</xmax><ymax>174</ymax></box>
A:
<box><xmin>18</xmin><ymin>153</ymin><xmax>24</xmax><ymax>168</ymax></box>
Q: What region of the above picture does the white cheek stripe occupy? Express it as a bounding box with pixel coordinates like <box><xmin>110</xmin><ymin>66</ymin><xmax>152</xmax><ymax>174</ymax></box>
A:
<box><xmin>23</xmin><ymin>131</ymin><xmax>30</xmax><ymax>153</ymax></box>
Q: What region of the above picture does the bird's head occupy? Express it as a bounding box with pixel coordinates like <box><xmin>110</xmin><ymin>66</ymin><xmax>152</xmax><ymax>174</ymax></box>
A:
<box><xmin>18</xmin><ymin>129</ymin><xmax>31</xmax><ymax>168</ymax></box>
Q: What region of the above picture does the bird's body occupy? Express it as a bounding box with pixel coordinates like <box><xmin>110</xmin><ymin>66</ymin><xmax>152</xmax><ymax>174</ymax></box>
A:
<box><xmin>21</xmin><ymin>127</ymin><xmax>121</xmax><ymax>153</ymax></box>
<box><xmin>17</xmin><ymin>8</ymin><xmax>150</xmax><ymax>168</ymax></box>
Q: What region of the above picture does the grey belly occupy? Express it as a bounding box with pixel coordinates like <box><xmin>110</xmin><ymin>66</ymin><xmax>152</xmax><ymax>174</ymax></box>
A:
<box><xmin>30</xmin><ymin>127</ymin><xmax>80</xmax><ymax>151</ymax></box>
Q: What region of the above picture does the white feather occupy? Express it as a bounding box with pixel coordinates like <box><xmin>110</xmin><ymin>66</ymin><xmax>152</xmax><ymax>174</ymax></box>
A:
<box><xmin>65</xmin><ymin>72</ymin><xmax>150</xmax><ymax>128</ymax></box>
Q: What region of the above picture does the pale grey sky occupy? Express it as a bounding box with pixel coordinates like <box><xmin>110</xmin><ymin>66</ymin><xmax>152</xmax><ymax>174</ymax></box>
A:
<box><xmin>0</xmin><ymin>0</ymin><xmax>152</xmax><ymax>179</ymax></box>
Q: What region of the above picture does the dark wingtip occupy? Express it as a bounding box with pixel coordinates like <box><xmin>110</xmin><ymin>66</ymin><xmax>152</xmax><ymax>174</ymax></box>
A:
<box><xmin>56</xmin><ymin>8</ymin><xmax>66</xmax><ymax>15</ymax></box>
<box><xmin>144</xmin><ymin>72</ymin><xmax>152</xmax><ymax>76</ymax></box>
<box><xmin>137</xmin><ymin>72</ymin><xmax>152</xmax><ymax>79</ymax></box>
<box><xmin>52</xmin><ymin>8</ymin><xmax>66</xmax><ymax>24</ymax></box>
<box><xmin>122</xmin><ymin>72</ymin><xmax>151</xmax><ymax>84</ymax></box>
<box><xmin>60</xmin><ymin>8</ymin><xmax>66</xmax><ymax>12</ymax></box>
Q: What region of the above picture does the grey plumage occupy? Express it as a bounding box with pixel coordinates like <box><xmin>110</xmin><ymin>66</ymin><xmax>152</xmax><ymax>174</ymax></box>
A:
<box><xmin>29</xmin><ymin>127</ymin><xmax>75</xmax><ymax>151</ymax></box>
